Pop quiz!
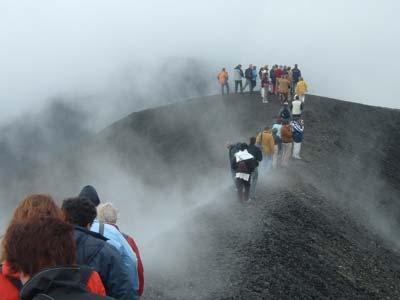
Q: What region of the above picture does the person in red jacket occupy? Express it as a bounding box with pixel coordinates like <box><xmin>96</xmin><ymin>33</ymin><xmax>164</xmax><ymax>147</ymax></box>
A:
<box><xmin>97</xmin><ymin>202</ymin><xmax>145</xmax><ymax>296</ymax></box>
<box><xmin>2</xmin><ymin>217</ymin><xmax>112</xmax><ymax>300</ymax></box>
<box><xmin>0</xmin><ymin>194</ymin><xmax>106</xmax><ymax>300</ymax></box>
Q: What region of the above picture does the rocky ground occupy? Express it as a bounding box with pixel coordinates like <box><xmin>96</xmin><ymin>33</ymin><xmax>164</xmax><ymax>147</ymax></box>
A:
<box><xmin>97</xmin><ymin>92</ymin><xmax>400</xmax><ymax>299</ymax></box>
<box><xmin>2</xmin><ymin>91</ymin><xmax>399</xmax><ymax>299</ymax></box>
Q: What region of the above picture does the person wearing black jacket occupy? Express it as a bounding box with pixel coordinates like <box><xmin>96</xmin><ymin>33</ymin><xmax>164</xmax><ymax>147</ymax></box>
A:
<box><xmin>227</xmin><ymin>142</ymin><xmax>242</xmax><ymax>184</ymax></box>
<box><xmin>242</xmin><ymin>64</ymin><xmax>254</xmax><ymax>92</ymax></box>
<box><xmin>270</xmin><ymin>66</ymin><xmax>277</xmax><ymax>95</ymax></box>
<box><xmin>62</xmin><ymin>198</ymin><xmax>136</xmax><ymax>300</ymax></box>
<box><xmin>247</xmin><ymin>137</ymin><xmax>263</xmax><ymax>201</ymax></box>
<box><xmin>292</xmin><ymin>64</ymin><xmax>302</xmax><ymax>93</ymax></box>
<box><xmin>231</xmin><ymin>143</ymin><xmax>256</xmax><ymax>202</ymax></box>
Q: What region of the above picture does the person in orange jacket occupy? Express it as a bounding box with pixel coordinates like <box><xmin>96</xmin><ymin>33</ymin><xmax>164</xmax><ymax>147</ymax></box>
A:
<box><xmin>256</xmin><ymin>126</ymin><xmax>275</xmax><ymax>172</ymax></box>
<box><xmin>217</xmin><ymin>68</ymin><xmax>229</xmax><ymax>95</ymax></box>
<box><xmin>0</xmin><ymin>194</ymin><xmax>106</xmax><ymax>300</ymax></box>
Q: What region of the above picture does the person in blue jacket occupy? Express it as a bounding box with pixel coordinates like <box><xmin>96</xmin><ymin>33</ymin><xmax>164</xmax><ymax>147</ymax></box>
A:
<box><xmin>291</xmin><ymin>119</ymin><xmax>304</xmax><ymax>159</ymax></box>
<box><xmin>251</xmin><ymin>66</ymin><xmax>258</xmax><ymax>90</ymax></box>
<box><xmin>62</xmin><ymin>197</ymin><xmax>137</xmax><ymax>300</ymax></box>
<box><xmin>79</xmin><ymin>185</ymin><xmax>140</xmax><ymax>297</ymax></box>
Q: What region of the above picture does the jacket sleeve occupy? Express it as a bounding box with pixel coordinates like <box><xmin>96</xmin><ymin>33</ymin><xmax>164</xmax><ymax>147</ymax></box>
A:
<box><xmin>125</xmin><ymin>235</ymin><xmax>145</xmax><ymax>296</ymax></box>
<box><xmin>257</xmin><ymin>148</ymin><xmax>263</xmax><ymax>162</ymax></box>
<box><xmin>255</xmin><ymin>133</ymin><xmax>261</xmax><ymax>145</ymax></box>
<box><xmin>231</xmin><ymin>158</ymin><xmax>238</xmax><ymax>171</ymax></box>
<box><xmin>268</xmin><ymin>136</ymin><xmax>275</xmax><ymax>153</ymax></box>
<box><xmin>98</xmin><ymin>244</ymin><xmax>138</xmax><ymax>300</ymax></box>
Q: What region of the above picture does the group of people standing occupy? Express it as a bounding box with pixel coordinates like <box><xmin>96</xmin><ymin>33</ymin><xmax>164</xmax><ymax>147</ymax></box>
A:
<box><xmin>228</xmin><ymin>92</ymin><xmax>306</xmax><ymax>203</ymax></box>
<box><xmin>0</xmin><ymin>186</ymin><xmax>144</xmax><ymax>300</ymax></box>
<box><xmin>217</xmin><ymin>64</ymin><xmax>309</xmax><ymax>104</ymax></box>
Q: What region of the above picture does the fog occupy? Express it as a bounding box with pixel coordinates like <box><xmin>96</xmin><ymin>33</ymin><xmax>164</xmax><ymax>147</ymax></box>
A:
<box><xmin>0</xmin><ymin>1</ymin><xmax>400</xmax><ymax>297</ymax></box>
<box><xmin>1</xmin><ymin>0</ymin><xmax>399</xmax><ymax>126</ymax></box>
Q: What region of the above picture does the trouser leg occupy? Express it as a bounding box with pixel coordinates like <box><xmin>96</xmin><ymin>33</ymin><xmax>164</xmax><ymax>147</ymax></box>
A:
<box><xmin>221</xmin><ymin>84</ymin><xmax>224</xmax><ymax>95</ymax></box>
<box><xmin>235</xmin><ymin>81</ymin><xmax>239</xmax><ymax>93</ymax></box>
<box><xmin>235</xmin><ymin>178</ymin><xmax>243</xmax><ymax>201</ymax></box>
<box><xmin>282</xmin><ymin>143</ymin><xmax>290</xmax><ymax>166</ymax></box>
<box><xmin>293</xmin><ymin>142</ymin><xmax>302</xmax><ymax>158</ymax></box>
<box><xmin>272</xmin><ymin>145</ymin><xmax>279</xmax><ymax>168</ymax></box>
<box><xmin>239</xmin><ymin>81</ymin><xmax>243</xmax><ymax>92</ymax></box>
<box><xmin>226</xmin><ymin>83</ymin><xmax>230</xmax><ymax>94</ymax></box>
<box><xmin>282</xmin><ymin>143</ymin><xmax>293</xmax><ymax>166</ymax></box>
<box><xmin>249</xmin><ymin>167</ymin><xmax>258</xmax><ymax>199</ymax></box>
<box><xmin>243</xmin><ymin>180</ymin><xmax>250</xmax><ymax>201</ymax></box>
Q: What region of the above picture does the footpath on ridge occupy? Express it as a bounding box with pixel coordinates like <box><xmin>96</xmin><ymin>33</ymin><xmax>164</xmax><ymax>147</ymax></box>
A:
<box><xmin>95</xmin><ymin>92</ymin><xmax>400</xmax><ymax>299</ymax></box>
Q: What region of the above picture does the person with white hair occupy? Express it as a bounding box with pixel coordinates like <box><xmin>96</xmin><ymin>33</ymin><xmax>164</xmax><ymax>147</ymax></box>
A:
<box><xmin>97</xmin><ymin>202</ymin><xmax>145</xmax><ymax>297</ymax></box>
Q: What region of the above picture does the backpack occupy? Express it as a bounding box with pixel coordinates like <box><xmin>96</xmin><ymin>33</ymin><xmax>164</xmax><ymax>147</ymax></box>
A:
<box><xmin>0</xmin><ymin>264</ymin><xmax>92</xmax><ymax>292</ymax></box>
<box><xmin>281</xmin><ymin>108</ymin><xmax>291</xmax><ymax>120</ymax></box>
<box><xmin>237</xmin><ymin>160</ymin><xmax>249</xmax><ymax>173</ymax></box>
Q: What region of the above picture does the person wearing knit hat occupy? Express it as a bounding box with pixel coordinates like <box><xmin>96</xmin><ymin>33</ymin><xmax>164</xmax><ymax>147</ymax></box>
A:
<box><xmin>78</xmin><ymin>185</ymin><xmax>141</xmax><ymax>298</ymax></box>
<box><xmin>79</xmin><ymin>185</ymin><xmax>101</xmax><ymax>207</ymax></box>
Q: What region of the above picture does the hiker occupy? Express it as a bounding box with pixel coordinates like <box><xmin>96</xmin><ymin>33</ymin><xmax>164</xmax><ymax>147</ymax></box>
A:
<box><xmin>243</xmin><ymin>64</ymin><xmax>254</xmax><ymax>92</ymax></box>
<box><xmin>217</xmin><ymin>68</ymin><xmax>229</xmax><ymax>95</ymax></box>
<box><xmin>247</xmin><ymin>137</ymin><xmax>263</xmax><ymax>201</ymax></box>
<box><xmin>275</xmin><ymin>65</ymin><xmax>283</xmax><ymax>79</ymax></box>
<box><xmin>62</xmin><ymin>197</ymin><xmax>138</xmax><ymax>300</ymax></box>
<box><xmin>97</xmin><ymin>203</ymin><xmax>145</xmax><ymax>297</ymax></box>
<box><xmin>290</xmin><ymin>95</ymin><xmax>304</xmax><ymax>119</ymax></box>
<box><xmin>78</xmin><ymin>186</ymin><xmax>140</xmax><ymax>298</ymax></box>
<box><xmin>256</xmin><ymin>127</ymin><xmax>275</xmax><ymax>172</ymax></box>
<box><xmin>231</xmin><ymin>143</ymin><xmax>256</xmax><ymax>202</ymax></box>
<box><xmin>287</xmin><ymin>67</ymin><xmax>294</xmax><ymax>95</ymax></box>
<box><xmin>279</xmin><ymin>102</ymin><xmax>292</xmax><ymax>123</ymax></box>
<box><xmin>3</xmin><ymin>217</ymin><xmax>115</xmax><ymax>300</ymax></box>
<box><xmin>270</xmin><ymin>65</ymin><xmax>277</xmax><ymax>95</ymax></box>
<box><xmin>292</xmin><ymin>119</ymin><xmax>304</xmax><ymax>159</ymax></box>
<box><xmin>233</xmin><ymin>65</ymin><xmax>244</xmax><ymax>93</ymax></box>
<box><xmin>271</xmin><ymin>127</ymin><xmax>282</xmax><ymax>168</ymax></box>
<box><xmin>280</xmin><ymin>121</ymin><xmax>293</xmax><ymax>167</ymax></box>
<box><xmin>260</xmin><ymin>68</ymin><xmax>269</xmax><ymax>103</ymax></box>
<box><xmin>272</xmin><ymin>119</ymin><xmax>282</xmax><ymax>139</ymax></box>
<box><xmin>277</xmin><ymin>75</ymin><xmax>291</xmax><ymax>103</ymax></box>
<box><xmin>0</xmin><ymin>194</ymin><xmax>106</xmax><ymax>300</ymax></box>
<box><xmin>292</xmin><ymin>64</ymin><xmax>302</xmax><ymax>89</ymax></box>
<box><xmin>295</xmin><ymin>77</ymin><xmax>308</xmax><ymax>102</ymax></box>
<box><xmin>227</xmin><ymin>142</ymin><xmax>242</xmax><ymax>183</ymax></box>
<box><xmin>252</xmin><ymin>65</ymin><xmax>258</xmax><ymax>90</ymax></box>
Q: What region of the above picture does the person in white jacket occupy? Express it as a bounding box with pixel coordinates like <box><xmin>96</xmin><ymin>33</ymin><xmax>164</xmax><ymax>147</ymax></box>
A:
<box><xmin>233</xmin><ymin>64</ymin><xmax>244</xmax><ymax>93</ymax></box>
<box><xmin>290</xmin><ymin>95</ymin><xmax>304</xmax><ymax>119</ymax></box>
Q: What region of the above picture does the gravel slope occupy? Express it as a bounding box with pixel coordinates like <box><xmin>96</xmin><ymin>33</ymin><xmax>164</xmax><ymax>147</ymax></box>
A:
<box><xmin>97</xmin><ymin>93</ymin><xmax>400</xmax><ymax>299</ymax></box>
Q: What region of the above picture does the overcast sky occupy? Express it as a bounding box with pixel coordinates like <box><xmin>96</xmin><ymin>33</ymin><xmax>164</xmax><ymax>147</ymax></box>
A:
<box><xmin>1</xmin><ymin>0</ymin><xmax>399</xmax><ymax>124</ymax></box>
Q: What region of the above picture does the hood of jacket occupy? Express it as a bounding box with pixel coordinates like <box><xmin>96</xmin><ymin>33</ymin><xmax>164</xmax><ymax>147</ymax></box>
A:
<box><xmin>20</xmin><ymin>266</ymin><xmax>88</xmax><ymax>300</ymax></box>
<box><xmin>79</xmin><ymin>185</ymin><xmax>100</xmax><ymax>207</ymax></box>
<box><xmin>235</xmin><ymin>150</ymin><xmax>254</xmax><ymax>162</ymax></box>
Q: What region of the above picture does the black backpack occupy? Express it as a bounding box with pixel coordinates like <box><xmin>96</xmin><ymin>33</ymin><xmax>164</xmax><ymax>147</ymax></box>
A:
<box><xmin>237</xmin><ymin>160</ymin><xmax>249</xmax><ymax>173</ymax></box>
<box><xmin>0</xmin><ymin>264</ymin><xmax>93</xmax><ymax>292</ymax></box>
<box><xmin>281</xmin><ymin>108</ymin><xmax>291</xmax><ymax>119</ymax></box>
